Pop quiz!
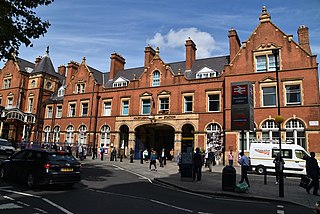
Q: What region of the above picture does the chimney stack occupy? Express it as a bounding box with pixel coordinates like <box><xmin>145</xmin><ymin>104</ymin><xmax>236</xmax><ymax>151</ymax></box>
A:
<box><xmin>144</xmin><ymin>45</ymin><xmax>156</xmax><ymax>67</ymax></box>
<box><xmin>185</xmin><ymin>38</ymin><xmax>197</xmax><ymax>70</ymax></box>
<box><xmin>297</xmin><ymin>25</ymin><xmax>312</xmax><ymax>55</ymax></box>
<box><xmin>109</xmin><ymin>52</ymin><xmax>125</xmax><ymax>80</ymax></box>
<box><xmin>228</xmin><ymin>28</ymin><xmax>241</xmax><ymax>61</ymax></box>
<box><xmin>58</xmin><ymin>65</ymin><xmax>66</xmax><ymax>77</ymax></box>
<box><xmin>35</xmin><ymin>56</ymin><xmax>42</xmax><ymax>68</ymax></box>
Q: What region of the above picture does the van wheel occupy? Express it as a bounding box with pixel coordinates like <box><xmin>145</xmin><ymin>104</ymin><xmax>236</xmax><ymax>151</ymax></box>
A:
<box><xmin>256</xmin><ymin>166</ymin><xmax>265</xmax><ymax>174</ymax></box>
<box><xmin>27</xmin><ymin>173</ymin><xmax>35</xmax><ymax>188</ymax></box>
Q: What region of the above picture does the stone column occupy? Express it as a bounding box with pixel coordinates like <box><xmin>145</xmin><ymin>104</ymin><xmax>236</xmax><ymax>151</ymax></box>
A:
<box><xmin>174</xmin><ymin>132</ymin><xmax>182</xmax><ymax>160</ymax></box>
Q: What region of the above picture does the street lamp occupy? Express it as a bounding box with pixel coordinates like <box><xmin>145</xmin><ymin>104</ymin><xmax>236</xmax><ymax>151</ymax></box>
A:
<box><xmin>273</xmin><ymin>49</ymin><xmax>284</xmax><ymax>198</ymax></box>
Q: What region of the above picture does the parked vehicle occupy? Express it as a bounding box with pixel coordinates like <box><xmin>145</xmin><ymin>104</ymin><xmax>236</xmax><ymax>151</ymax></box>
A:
<box><xmin>0</xmin><ymin>148</ymin><xmax>81</xmax><ymax>188</ymax></box>
<box><xmin>0</xmin><ymin>138</ymin><xmax>15</xmax><ymax>155</ymax></box>
<box><xmin>249</xmin><ymin>142</ymin><xmax>316</xmax><ymax>175</ymax></box>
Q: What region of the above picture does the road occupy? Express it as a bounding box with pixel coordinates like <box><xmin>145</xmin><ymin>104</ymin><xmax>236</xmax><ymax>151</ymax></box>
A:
<box><xmin>0</xmin><ymin>160</ymin><xmax>315</xmax><ymax>214</ymax></box>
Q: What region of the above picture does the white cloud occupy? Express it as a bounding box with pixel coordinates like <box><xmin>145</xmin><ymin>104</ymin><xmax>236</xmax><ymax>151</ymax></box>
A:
<box><xmin>147</xmin><ymin>28</ymin><xmax>218</xmax><ymax>58</ymax></box>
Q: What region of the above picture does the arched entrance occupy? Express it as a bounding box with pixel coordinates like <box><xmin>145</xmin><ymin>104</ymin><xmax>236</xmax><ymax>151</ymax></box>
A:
<box><xmin>135</xmin><ymin>123</ymin><xmax>174</xmax><ymax>159</ymax></box>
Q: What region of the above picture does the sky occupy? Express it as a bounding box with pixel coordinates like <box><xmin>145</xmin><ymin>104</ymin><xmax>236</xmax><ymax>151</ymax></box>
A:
<box><xmin>2</xmin><ymin>0</ymin><xmax>320</xmax><ymax>72</ymax></box>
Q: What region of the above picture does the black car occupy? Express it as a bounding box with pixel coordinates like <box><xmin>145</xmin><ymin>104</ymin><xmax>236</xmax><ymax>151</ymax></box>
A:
<box><xmin>0</xmin><ymin>148</ymin><xmax>81</xmax><ymax>188</ymax></box>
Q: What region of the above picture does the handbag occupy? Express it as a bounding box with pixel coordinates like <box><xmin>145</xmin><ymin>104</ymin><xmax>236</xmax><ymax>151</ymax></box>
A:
<box><xmin>299</xmin><ymin>175</ymin><xmax>312</xmax><ymax>189</ymax></box>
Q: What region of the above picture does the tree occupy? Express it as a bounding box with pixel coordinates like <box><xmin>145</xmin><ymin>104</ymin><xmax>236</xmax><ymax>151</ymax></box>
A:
<box><xmin>0</xmin><ymin>0</ymin><xmax>54</xmax><ymax>61</ymax></box>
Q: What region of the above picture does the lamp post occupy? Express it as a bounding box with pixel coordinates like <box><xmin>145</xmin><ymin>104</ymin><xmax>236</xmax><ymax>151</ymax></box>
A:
<box><xmin>273</xmin><ymin>49</ymin><xmax>284</xmax><ymax>198</ymax></box>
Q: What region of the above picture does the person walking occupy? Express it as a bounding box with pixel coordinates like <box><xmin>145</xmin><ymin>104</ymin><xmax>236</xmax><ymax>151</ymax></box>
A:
<box><xmin>92</xmin><ymin>145</ymin><xmax>97</xmax><ymax>160</ymax></box>
<box><xmin>159</xmin><ymin>148</ymin><xmax>166</xmax><ymax>167</ymax></box>
<box><xmin>170</xmin><ymin>148</ymin><xmax>174</xmax><ymax>161</ymax></box>
<box><xmin>238</xmin><ymin>151</ymin><xmax>250</xmax><ymax>187</ymax></box>
<box><xmin>273</xmin><ymin>153</ymin><xmax>284</xmax><ymax>184</ymax></box>
<box><xmin>143</xmin><ymin>149</ymin><xmax>149</xmax><ymax>162</ymax></box>
<box><xmin>149</xmin><ymin>150</ymin><xmax>157</xmax><ymax>171</ymax></box>
<box><xmin>112</xmin><ymin>147</ymin><xmax>117</xmax><ymax>161</ymax></box>
<box><xmin>306</xmin><ymin>152</ymin><xmax>319</xmax><ymax>195</ymax></box>
<box><xmin>100</xmin><ymin>146</ymin><xmax>105</xmax><ymax>161</ymax></box>
<box><xmin>228</xmin><ymin>150</ymin><xmax>234</xmax><ymax>166</ymax></box>
<box><xmin>193</xmin><ymin>147</ymin><xmax>203</xmax><ymax>182</ymax></box>
<box><xmin>177</xmin><ymin>152</ymin><xmax>182</xmax><ymax>172</ymax></box>
<box><xmin>207</xmin><ymin>148</ymin><xmax>214</xmax><ymax>172</ymax></box>
<box><xmin>129</xmin><ymin>148</ymin><xmax>134</xmax><ymax>163</ymax></box>
<box><xmin>120</xmin><ymin>148</ymin><xmax>124</xmax><ymax>162</ymax></box>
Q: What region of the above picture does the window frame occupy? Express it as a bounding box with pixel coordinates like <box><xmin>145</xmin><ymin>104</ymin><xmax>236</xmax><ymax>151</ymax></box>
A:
<box><xmin>255</xmin><ymin>51</ymin><xmax>279</xmax><ymax>72</ymax></box>
<box><xmin>81</xmin><ymin>102</ymin><xmax>89</xmax><ymax>116</ymax></box>
<box><xmin>56</xmin><ymin>105</ymin><xmax>62</xmax><ymax>118</ymax></box>
<box><xmin>183</xmin><ymin>94</ymin><xmax>193</xmax><ymax>113</ymax></box>
<box><xmin>121</xmin><ymin>99</ymin><xmax>129</xmax><ymax>116</ymax></box>
<box><xmin>159</xmin><ymin>96</ymin><xmax>169</xmax><ymax>113</ymax></box>
<box><xmin>69</xmin><ymin>103</ymin><xmax>76</xmax><ymax>117</ymax></box>
<box><xmin>152</xmin><ymin>70</ymin><xmax>160</xmax><ymax>87</ymax></box>
<box><xmin>47</xmin><ymin>106</ymin><xmax>53</xmax><ymax>118</ymax></box>
<box><xmin>261</xmin><ymin>86</ymin><xmax>277</xmax><ymax>107</ymax></box>
<box><xmin>141</xmin><ymin>98</ymin><xmax>151</xmax><ymax>115</ymax></box>
<box><xmin>207</xmin><ymin>92</ymin><xmax>220</xmax><ymax>112</ymax></box>
<box><xmin>285</xmin><ymin>84</ymin><xmax>301</xmax><ymax>106</ymax></box>
<box><xmin>103</xmin><ymin>100</ymin><xmax>112</xmax><ymax>116</ymax></box>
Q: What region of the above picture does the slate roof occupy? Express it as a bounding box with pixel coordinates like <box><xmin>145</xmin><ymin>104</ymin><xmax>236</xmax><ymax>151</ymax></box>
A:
<box><xmin>15</xmin><ymin>57</ymin><xmax>35</xmax><ymax>73</ymax></box>
<box><xmin>101</xmin><ymin>55</ymin><xmax>230</xmax><ymax>88</ymax></box>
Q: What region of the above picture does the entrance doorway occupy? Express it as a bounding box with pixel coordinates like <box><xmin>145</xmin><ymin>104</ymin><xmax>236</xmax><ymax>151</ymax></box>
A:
<box><xmin>135</xmin><ymin>123</ymin><xmax>174</xmax><ymax>159</ymax></box>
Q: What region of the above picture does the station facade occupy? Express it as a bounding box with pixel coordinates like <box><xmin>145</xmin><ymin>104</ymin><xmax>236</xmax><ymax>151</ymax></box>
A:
<box><xmin>0</xmin><ymin>7</ymin><xmax>319</xmax><ymax>161</ymax></box>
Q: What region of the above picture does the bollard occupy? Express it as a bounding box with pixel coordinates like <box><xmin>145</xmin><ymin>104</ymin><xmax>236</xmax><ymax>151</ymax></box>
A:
<box><xmin>264</xmin><ymin>168</ymin><xmax>267</xmax><ymax>185</ymax></box>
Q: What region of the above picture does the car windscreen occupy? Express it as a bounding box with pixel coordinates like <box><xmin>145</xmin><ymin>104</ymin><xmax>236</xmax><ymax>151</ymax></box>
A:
<box><xmin>0</xmin><ymin>139</ymin><xmax>11</xmax><ymax>146</ymax></box>
<box><xmin>48</xmin><ymin>153</ymin><xmax>77</xmax><ymax>161</ymax></box>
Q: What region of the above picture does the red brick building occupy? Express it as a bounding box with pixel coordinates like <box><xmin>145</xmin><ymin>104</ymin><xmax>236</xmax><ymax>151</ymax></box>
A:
<box><xmin>0</xmin><ymin>7</ymin><xmax>319</xmax><ymax>161</ymax></box>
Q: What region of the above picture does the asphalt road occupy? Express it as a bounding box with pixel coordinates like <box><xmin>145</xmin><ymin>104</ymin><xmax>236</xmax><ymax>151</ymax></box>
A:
<box><xmin>0</xmin><ymin>160</ymin><xmax>315</xmax><ymax>214</ymax></box>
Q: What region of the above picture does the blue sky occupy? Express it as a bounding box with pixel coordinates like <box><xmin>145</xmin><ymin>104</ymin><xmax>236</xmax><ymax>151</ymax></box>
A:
<box><xmin>2</xmin><ymin>0</ymin><xmax>320</xmax><ymax>72</ymax></box>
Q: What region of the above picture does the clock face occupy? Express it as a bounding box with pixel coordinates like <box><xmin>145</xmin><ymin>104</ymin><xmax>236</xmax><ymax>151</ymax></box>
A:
<box><xmin>46</xmin><ymin>81</ymin><xmax>52</xmax><ymax>89</ymax></box>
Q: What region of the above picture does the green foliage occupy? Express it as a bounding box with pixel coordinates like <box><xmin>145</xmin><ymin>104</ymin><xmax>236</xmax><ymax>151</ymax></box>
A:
<box><xmin>0</xmin><ymin>0</ymin><xmax>54</xmax><ymax>61</ymax></box>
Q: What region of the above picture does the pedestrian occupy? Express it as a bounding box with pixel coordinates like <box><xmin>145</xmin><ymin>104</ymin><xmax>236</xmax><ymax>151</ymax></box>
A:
<box><xmin>120</xmin><ymin>148</ymin><xmax>124</xmax><ymax>162</ymax></box>
<box><xmin>100</xmin><ymin>146</ymin><xmax>105</xmax><ymax>161</ymax></box>
<box><xmin>78</xmin><ymin>144</ymin><xmax>84</xmax><ymax>161</ymax></box>
<box><xmin>92</xmin><ymin>145</ymin><xmax>97</xmax><ymax>160</ymax></box>
<box><xmin>228</xmin><ymin>150</ymin><xmax>234</xmax><ymax>166</ymax></box>
<box><xmin>159</xmin><ymin>148</ymin><xmax>166</xmax><ymax>167</ymax></box>
<box><xmin>306</xmin><ymin>152</ymin><xmax>319</xmax><ymax>195</ymax></box>
<box><xmin>129</xmin><ymin>148</ymin><xmax>134</xmax><ymax>163</ymax></box>
<box><xmin>143</xmin><ymin>149</ymin><xmax>149</xmax><ymax>162</ymax></box>
<box><xmin>112</xmin><ymin>147</ymin><xmax>117</xmax><ymax>161</ymax></box>
<box><xmin>140</xmin><ymin>150</ymin><xmax>144</xmax><ymax>164</ymax></box>
<box><xmin>238</xmin><ymin>151</ymin><xmax>250</xmax><ymax>187</ymax></box>
<box><xmin>170</xmin><ymin>148</ymin><xmax>174</xmax><ymax>161</ymax></box>
<box><xmin>177</xmin><ymin>152</ymin><xmax>182</xmax><ymax>172</ymax></box>
<box><xmin>273</xmin><ymin>153</ymin><xmax>284</xmax><ymax>184</ymax></box>
<box><xmin>207</xmin><ymin>148</ymin><xmax>215</xmax><ymax>172</ymax></box>
<box><xmin>193</xmin><ymin>147</ymin><xmax>203</xmax><ymax>182</ymax></box>
<box><xmin>149</xmin><ymin>150</ymin><xmax>157</xmax><ymax>171</ymax></box>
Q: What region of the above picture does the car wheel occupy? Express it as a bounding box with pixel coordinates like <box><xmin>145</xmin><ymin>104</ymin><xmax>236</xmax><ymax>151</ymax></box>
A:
<box><xmin>256</xmin><ymin>166</ymin><xmax>265</xmax><ymax>175</ymax></box>
<box><xmin>27</xmin><ymin>173</ymin><xmax>35</xmax><ymax>188</ymax></box>
<box><xmin>0</xmin><ymin>167</ymin><xmax>7</xmax><ymax>180</ymax></box>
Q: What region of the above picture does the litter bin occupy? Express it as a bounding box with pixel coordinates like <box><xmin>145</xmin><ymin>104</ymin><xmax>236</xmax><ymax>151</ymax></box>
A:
<box><xmin>222</xmin><ymin>165</ymin><xmax>236</xmax><ymax>191</ymax></box>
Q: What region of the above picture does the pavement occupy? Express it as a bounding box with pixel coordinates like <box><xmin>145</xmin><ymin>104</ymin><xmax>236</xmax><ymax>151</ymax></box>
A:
<box><xmin>84</xmin><ymin>156</ymin><xmax>318</xmax><ymax>209</ymax></box>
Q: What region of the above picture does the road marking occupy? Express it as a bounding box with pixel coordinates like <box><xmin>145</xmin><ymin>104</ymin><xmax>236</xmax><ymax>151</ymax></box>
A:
<box><xmin>111</xmin><ymin>164</ymin><xmax>152</xmax><ymax>183</ymax></box>
<box><xmin>277</xmin><ymin>210</ymin><xmax>284</xmax><ymax>214</ymax></box>
<box><xmin>3</xmin><ymin>195</ymin><xmax>14</xmax><ymax>201</ymax></box>
<box><xmin>0</xmin><ymin>203</ymin><xmax>22</xmax><ymax>210</ymax></box>
<box><xmin>277</xmin><ymin>204</ymin><xmax>285</xmax><ymax>214</ymax></box>
<box><xmin>34</xmin><ymin>207</ymin><xmax>48</xmax><ymax>213</ymax></box>
<box><xmin>150</xmin><ymin>199</ymin><xmax>193</xmax><ymax>212</ymax></box>
<box><xmin>0</xmin><ymin>188</ymin><xmax>73</xmax><ymax>214</ymax></box>
<box><xmin>16</xmin><ymin>201</ymin><xmax>30</xmax><ymax>207</ymax></box>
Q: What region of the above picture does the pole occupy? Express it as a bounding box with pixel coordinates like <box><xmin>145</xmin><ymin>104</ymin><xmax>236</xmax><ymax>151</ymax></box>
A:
<box><xmin>273</xmin><ymin>49</ymin><xmax>284</xmax><ymax>197</ymax></box>
<box><xmin>241</xmin><ymin>130</ymin><xmax>245</xmax><ymax>154</ymax></box>
<box><xmin>92</xmin><ymin>95</ymin><xmax>100</xmax><ymax>160</ymax></box>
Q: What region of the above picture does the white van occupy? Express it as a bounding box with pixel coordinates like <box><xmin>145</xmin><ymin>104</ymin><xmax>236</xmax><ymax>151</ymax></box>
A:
<box><xmin>249</xmin><ymin>142</ymin><xmax>312</xmax><ymax>175</ymax></box>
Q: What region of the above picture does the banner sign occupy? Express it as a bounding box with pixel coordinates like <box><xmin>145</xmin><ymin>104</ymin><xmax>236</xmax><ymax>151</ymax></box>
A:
<box><xmin>231</xmin><ymin>82</ymin><xmax>254</xmax><ymax>131</ymax></box>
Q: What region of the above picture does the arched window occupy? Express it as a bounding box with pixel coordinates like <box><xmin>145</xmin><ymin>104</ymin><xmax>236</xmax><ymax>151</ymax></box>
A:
<box><xmin>152</xmin><ymin>71</ymin><xmax>160</xmax><ymax>87</ymax></box>
<box><xmin>206</xmin><ymin>123</ymin><xmax>221</xmax><ymax>150</ymax></box>
<box><xmin>53</xmin><ymin>126</ymin><xmax>60</xmax><ymax>143</ymax></box>
<box><xmin>100</xmin><ymin>125</ymin><xmax>110</xmax><ymax>148</ymax></box>
<box><xmin>261</xmin><ymin>120</ymin><xmax>279</xmax><ymax>142</ymax></box>
<box><xmin>31</xmin><ymin>80</ymin><xmax>36</xmax><ymax>88</ymax></box>
<box><xmin>44</xmin><ymin>126</ymin><xmax>50</xmax><ymax>143</ymax></box>
<box><xmin>78</xmin><ymin>125</ymin><xmax>87</xmax><ymax>145</ymax></box>
<box><xmin>285</xmin><ymin>119</ymin><xmax>306</xmax><ymax>149</ymax></box>
<box><xmin>66</xmin><ymin>125</ymin><xmax>74</xmax><ymax>144</ymax></box>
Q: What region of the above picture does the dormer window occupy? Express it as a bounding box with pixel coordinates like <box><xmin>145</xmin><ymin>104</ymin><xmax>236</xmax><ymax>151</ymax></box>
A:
<box><xmin>196</xmin><ymin>67</ymin><xmax>217</xmax><ymax>79</ymax></box>
<box><xmin>113</xmin><ymin>77</ymin><xmax>129</xmax><ymax>88</ymax></box>
<box><xmin>58</xmin><ymin>87</ymin><xmax>65</xmax><ymax>97</ymax></box>
<box><xmin>152</xmin><ymin>71</ymin><xmax>160</xmax><ymax>86</ymax></box>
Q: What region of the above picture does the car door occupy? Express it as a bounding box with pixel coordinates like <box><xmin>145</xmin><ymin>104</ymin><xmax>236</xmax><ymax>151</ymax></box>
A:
<box><xmin>6</xmin><ymin>150</ymin><xmax>28</xmax><ymax>181</ymax></box>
